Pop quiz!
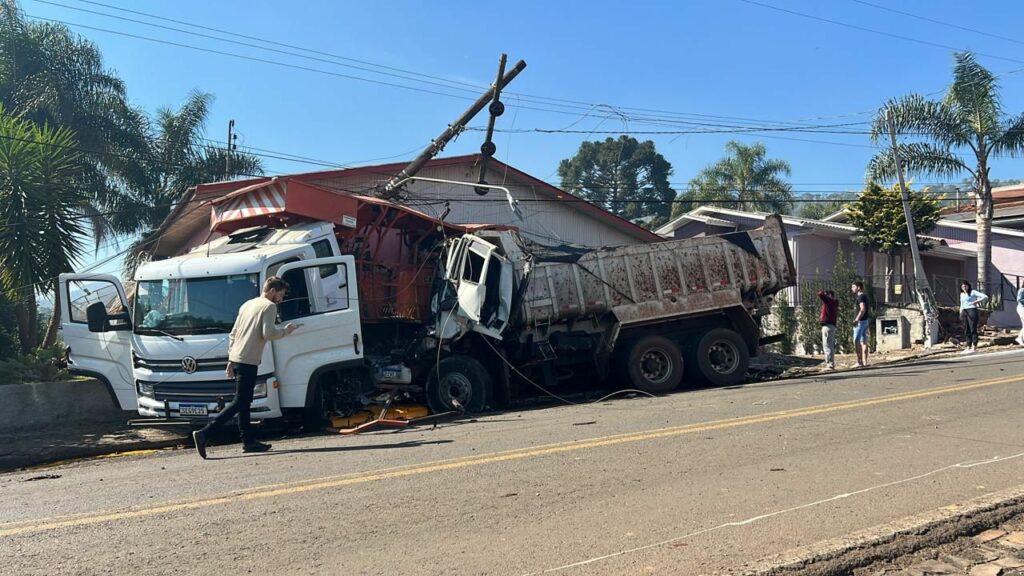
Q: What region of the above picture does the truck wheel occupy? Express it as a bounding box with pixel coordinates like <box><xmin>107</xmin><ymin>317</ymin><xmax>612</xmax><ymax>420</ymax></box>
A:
<box><xmin>427</xmin><ymin>355</ymin><xmax>491</xmax><ymax>414</ymax></box>
<box><xmin>689</xmin><ymin>328</ymin><xmax>750</xmax><ymax>387</ymax></box>
<box><xmin>622</xmin><ymin>335</ymin><xmax>684</xmax><ymax>394</ymax></box>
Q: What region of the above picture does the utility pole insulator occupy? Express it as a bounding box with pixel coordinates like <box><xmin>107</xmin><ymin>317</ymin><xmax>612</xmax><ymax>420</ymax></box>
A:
<box><xmin>379</xmin><ymin>57</ymin><xmax>526</xmax><ymax>201</ymax></box>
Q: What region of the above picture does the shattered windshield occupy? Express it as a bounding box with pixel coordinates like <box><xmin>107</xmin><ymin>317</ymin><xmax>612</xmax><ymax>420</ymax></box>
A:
<box><xmin>133</xmin><ymin>274</ymin><xmax>260</xmax><ymax>335</ymax></box>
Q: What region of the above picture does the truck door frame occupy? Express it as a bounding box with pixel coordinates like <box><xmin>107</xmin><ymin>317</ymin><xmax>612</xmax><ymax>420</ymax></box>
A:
<box><xmin>58</xmin><ymin>273</ymin><xmax>136</xmax><ymax>410</ymax></box>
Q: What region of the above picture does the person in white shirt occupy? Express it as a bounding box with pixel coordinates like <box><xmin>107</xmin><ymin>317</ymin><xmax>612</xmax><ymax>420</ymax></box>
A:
<box><xmin>1016</xmin><ymin>286</ymin><xmax>1024</xmax><ymax>346</ymax></box>
<box><xmin>959</xmin><ymin>281</ymin><xmax>987</xmax><ymax>354</ymax></box>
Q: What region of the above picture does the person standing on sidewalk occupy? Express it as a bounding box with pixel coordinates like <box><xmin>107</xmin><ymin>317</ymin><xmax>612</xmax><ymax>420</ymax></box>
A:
<box><xmin>818</xmin><ymin>289</ymin><xmax>839</xmax><ymax>370</ymax></box>
<box><xmin>193</xmin><ymin>277</ymin><xmax>298</xmax><ymax>459</ymax></box>
<box><xmin>959</xmin><ymin>281</ymin><xmax>988</xmax><ymax>355</ymax></box>
<box><xmin>1016</xmin><ymin>285</ymin><xmax>1024</xmax><ymax>346</ymax></box>
<box><xmin>851</xmin><ymin>281</ymin><xmax>871</xmax><ymax>367</ymax></box>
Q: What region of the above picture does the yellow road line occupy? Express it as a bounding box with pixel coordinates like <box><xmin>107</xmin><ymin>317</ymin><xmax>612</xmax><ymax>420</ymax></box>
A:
<box><xmin>3</xmin><ymin>373</ymin><xmax>1022</xmax><ymax>538</ymax></box>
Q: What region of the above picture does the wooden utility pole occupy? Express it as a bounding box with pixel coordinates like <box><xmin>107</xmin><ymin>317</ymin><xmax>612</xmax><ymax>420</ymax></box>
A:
<box><xmin>226</xmin><ymin>119</ymin><xmax>237</xmax><ymax>175</ymax></box>
<box><xmin>886</xmin><ymin>110</ymin><xmax>939</xmax><ymax>347</ymax></box>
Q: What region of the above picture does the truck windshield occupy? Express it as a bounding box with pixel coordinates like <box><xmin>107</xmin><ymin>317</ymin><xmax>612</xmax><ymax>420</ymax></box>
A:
<box><xmin>134</xmin><ymin>274</ymin><xmax>260</xmax><ymax>336</ymax></box>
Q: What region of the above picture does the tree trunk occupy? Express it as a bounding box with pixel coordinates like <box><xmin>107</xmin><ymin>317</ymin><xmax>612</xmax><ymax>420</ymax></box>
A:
<box><xmin>976</xmin><ymin>186</ymin><xmax>993</xmax><ymax>295</ymax></box>
<box><xmin>13</xmin><ymin>286</ymin><xmax>37</xmax><ymax>353</ymax></box>
<box><xmin>42</xmin><ymin>281</ymin><xmax>61</xmax><ymax>348</ymax></box>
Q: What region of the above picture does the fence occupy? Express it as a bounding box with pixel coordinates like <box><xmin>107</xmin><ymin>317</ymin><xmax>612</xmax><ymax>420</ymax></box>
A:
<box><xmin>794</xmin><ymin>273</ymin><xmax>1018</xmax><ymax>311</ymax></box>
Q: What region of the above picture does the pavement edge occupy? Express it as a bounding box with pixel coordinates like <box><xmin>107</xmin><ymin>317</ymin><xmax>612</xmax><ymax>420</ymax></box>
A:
<box><xmin>736</xmin><ymin>484</ymin><xmax>1024</xmax><ymax>576</ymax></box>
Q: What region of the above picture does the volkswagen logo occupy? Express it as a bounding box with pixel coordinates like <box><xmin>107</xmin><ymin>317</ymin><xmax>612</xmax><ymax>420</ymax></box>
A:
<box><xmin>181</xmin><ymin>356</ymin><xmax>198</xmax><ymax>374</ymax></box>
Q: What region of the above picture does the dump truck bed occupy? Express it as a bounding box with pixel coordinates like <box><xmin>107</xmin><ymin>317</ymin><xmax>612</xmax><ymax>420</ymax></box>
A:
<box><xmin>519</xmin><ymin>214</ymin><xmax>795</xmax><ymax>327</ymax></box>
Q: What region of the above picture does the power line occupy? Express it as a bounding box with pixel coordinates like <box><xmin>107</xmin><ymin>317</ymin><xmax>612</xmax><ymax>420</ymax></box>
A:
<box><xmin>737</xmin><ymin>0</ymin><xmax>1024</xmax><ymax>66</ymax></box>
<box><xmin>849</xmin><ymin>0</ymin><xmax>1024</xmax><ymax>48</ymax></box>
<box><xmin>60</xmin><ymin>0</ymin><xmax>875</xmax><ymax>129</ymax></box>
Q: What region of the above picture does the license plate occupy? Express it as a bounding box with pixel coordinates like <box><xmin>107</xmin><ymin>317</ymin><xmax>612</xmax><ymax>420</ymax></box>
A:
<box><xmin>179</xmin><ymin>404</ymin><xmax>208</xmax><ymax>417</ymax></box>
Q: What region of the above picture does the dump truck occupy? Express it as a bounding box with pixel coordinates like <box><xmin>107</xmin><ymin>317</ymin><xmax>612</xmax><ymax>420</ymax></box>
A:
<box><xmin>432</xmin><ymin>215</ymin><xmax>796</xmax><ymax>409</ymax></box>
<box><xmin>58</xmin><ymin>190</ymin><xmax>795</xmax><ymax>426</ymax></box>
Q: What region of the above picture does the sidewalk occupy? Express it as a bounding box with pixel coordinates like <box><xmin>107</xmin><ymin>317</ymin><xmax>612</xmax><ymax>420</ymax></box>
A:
<box><xmin>749</xmin><ymin>340</ymin><xmax>1022</xmax><ymax>382</ymax></box>
<box><xmin>855</xmin><ymin>513</ymin><xmax>1024</xmax><ymax>576</ymax></box>
<box><xmin>0</xmin><ymin>420</ymin><xmax>187</xmax><ymax>472</ymax></box>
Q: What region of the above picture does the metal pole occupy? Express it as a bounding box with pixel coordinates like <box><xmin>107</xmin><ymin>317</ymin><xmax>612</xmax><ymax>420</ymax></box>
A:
<box><xmin>226</xmin><ymin>119</ymin><xmax>235</xmax><ymax>175</ymax></box>
<box><xmin>380</xmin><ymin>59</ymin><xmax>527</xmax><ymax>200</ymax></box>
<box><xmin>886</xmin><ymin>110</ymin><xmax>939</xmax><ymax>347</ymax></box>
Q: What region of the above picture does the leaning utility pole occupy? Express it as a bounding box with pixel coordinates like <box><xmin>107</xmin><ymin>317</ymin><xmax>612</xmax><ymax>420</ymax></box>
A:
<box><xmin>379</xmin><ymin>56</ymin><xmax>527</xmax><ymax>201</ymax></box>
<box><xmin>886</xmin><ymin>110</ymin><xmax>939</xmax><ymax>347</ymax></box>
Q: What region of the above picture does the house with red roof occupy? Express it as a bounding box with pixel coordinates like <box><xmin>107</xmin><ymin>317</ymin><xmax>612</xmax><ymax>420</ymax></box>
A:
<box><xmin>149</xmin><ymin>153</ymin><xmax>660</xmax><ymax>260</ymax></box>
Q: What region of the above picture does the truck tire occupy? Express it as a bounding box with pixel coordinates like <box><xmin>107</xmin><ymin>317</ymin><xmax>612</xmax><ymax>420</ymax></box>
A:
<box><xmin>688</xmin><ymin>328</ymin><xmax>750</xmax><ymax>387</ymax></box>
<box><xmin>621</xmin><ymin>335</ymin><xmax>684</xmax><ymax>394</ymax></box>
<box><xmin>427</xmin><ymin>355</ymin><xmax>491</xmax><ymax>414</ymax></box>
<box><xmin>303</xmin><ymin>381</ymin><xmax>328</xmax><ymax>431</ymax></box>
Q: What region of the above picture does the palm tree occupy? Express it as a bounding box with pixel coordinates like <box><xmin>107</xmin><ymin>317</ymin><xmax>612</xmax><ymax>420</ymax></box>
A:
<box><xmin>0</xmin><ymin>109</ymin><xmax>86</xmax><ymax>352</ymax></box>
<box><xmin>677</xmin><ymin>141</ymin><xmax>793</xmax><ymax>216</ymax></box>
<box><xmin>868</xmin><ymin>51</ymin><xmax>1024</xmax><ymax>295</ymax></box>
<box><xmin>115</xmin><ymin>90</ymin><xmax>263</xmax><ymax>278</ymax></box>
<box><xmin>1</xmin><ymin>0</ymin><xmax>150</xmax><ymax>250</ymax></box>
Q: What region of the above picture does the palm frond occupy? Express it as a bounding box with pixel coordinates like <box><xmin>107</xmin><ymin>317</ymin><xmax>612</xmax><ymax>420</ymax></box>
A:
<box><xmin>994</xmin><ymin>112</ymin><xmax>1024</xmax><ymax>158</ymax></box>
<box><xmin>867</xmin><ymin>142</ymin><xmax>970</xmax><ymax>183</ymax></box>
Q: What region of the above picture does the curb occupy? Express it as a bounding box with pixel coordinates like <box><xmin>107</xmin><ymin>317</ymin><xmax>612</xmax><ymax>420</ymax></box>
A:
<box><xmin>735</xmin><ymin>484</ymin><xmax>1024</xmax><ymax>576</ymax></box>
<box><xmin>1</xmin><ymin>436</ymin><xmax>188</xmax><ymax>473</ymax></box>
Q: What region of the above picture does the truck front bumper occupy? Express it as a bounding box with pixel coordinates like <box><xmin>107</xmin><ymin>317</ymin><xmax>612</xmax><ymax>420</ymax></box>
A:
<box><xmin>136</xmin><ymin>375</ymin><xmax>282</xmax><ymax>420</ymax></box>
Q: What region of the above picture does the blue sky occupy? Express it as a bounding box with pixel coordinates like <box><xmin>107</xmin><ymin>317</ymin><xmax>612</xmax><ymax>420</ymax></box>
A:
<box><xmin>22</xmin><ymin>0</ymin><xmax>1024</xmax><ymax>275</ymax></box>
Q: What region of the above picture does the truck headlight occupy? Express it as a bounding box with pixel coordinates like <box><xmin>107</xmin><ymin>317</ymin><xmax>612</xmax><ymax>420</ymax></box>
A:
<box><xmin>253</xmin><ymin>380</ymin><xmax>267</xmax><ymax>399</ymax></box>
<box><xmin>137</xmin><ymin>381</ymin><xmax>154</xmax><ymax>397</ymax></box>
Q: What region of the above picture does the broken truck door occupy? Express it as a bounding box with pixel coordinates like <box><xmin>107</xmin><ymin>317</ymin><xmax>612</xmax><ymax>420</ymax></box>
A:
<box><xmin>58</xmin><ymin>273</ymin><xmax>136</xmax><ymax>410</ymax></box>
<box><xmin>446</xmin><ymin>235</ymin><xmax>513</xmax><ymax>338</ymax></box>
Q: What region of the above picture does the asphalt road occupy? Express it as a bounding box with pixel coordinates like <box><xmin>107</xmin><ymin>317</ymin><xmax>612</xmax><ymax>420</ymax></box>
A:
<box><xmin>4</xmin><ymin>351</ymin><xmax>1024</xmax><ymax>576</ymax></box>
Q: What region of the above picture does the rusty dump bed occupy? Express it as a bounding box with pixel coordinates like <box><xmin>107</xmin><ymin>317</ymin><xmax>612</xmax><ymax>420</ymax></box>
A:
<box><xmin>519</xmin><ymin>215</ymin><xmax>796</xmax><ymax>327</ymax></box>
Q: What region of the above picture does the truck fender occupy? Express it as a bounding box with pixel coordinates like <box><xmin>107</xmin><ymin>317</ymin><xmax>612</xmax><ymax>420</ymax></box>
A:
<box><xmin>303</xmin><ymin>359</ymin><xmax>366</xmax><ymax>409</ymax></box>
<box><xmin>722</xmin><ymin>306</ymin><xmax>760</xmax><ymax>356</ymax></box>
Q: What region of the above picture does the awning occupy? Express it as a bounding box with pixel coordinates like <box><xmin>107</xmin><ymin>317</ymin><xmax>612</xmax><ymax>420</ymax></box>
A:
<box><xmin>210</xmin><ymin>178</ymin><xmax>360</xmax><ymax>233</ymax></box>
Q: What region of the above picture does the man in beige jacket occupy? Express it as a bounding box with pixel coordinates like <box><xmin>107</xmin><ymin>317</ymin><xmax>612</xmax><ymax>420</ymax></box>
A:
<box><xmin>193</xmin><ymin>276</ymin><xmax>297</xmax><ymax>458</ymax></box>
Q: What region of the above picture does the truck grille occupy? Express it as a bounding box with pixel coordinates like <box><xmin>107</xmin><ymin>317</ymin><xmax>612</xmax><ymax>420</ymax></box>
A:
<box><xmin>145</xmin><ymin>379</ymin><xmax>236</xmax><ymax>403</ymax></box>
<box><xmin>134</xmin><ymin>356</ymin><xmax>230</xmax><ymax>374</ymax></box>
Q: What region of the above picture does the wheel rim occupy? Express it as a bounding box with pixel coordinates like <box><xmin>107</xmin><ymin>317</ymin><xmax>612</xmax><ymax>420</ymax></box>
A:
<box><xmin>708</xmin><ymin>340</ymin><xmax>740</xmax><ymax>375</ymax></box>
<box><xmin>639</xmin><ymin>347</ymin><xmax>673</xmax><ymax>384</ymax></box>
<box><xmin>440</xmin><ymin>372</ymin><xmax>474</xmax><ymax>408</ymax></box>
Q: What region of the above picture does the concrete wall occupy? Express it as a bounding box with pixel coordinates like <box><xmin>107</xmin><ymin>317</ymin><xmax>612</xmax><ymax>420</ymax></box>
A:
<box><xmin>0</xmin><ymin>379</ymin><xmax>124</xmax><ymax>433</ymax></box>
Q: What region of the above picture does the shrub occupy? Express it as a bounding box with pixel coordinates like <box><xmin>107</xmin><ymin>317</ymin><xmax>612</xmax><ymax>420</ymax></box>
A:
<box><xmin>0</xmin><ymin>346</ymin><xmax>69</xmax><ymax>385</ymax></box>
<box><xmin>798</xmin><ymin>278</ymin><xmax>825</xmax><ymax>355</ymax></box>
<box><xmin>774</xmin><ymin>291</ymin><xmax>797</xmax><ymax>354</ymax></box>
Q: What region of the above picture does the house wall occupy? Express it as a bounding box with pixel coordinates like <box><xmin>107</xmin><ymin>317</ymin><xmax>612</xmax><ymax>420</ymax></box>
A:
<box><xmin>671</xmin><ymin>221</ymin><xmax>716</xmax><ymax>239</ymax></box>
<box><xmin>931</xmin><ymin>224</ymin><xmax>1024</xmax><ymax>327</ymax></box>
<box><xmin>308</xmin><ymin>164</ymin><xmax>645</xmax><ymax>248</ymax></box>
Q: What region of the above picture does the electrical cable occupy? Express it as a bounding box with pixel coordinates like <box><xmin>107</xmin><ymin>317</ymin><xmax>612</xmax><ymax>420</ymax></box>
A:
<box><xmin>737</xmin><ymin>0</ymin><xmax>1024</xmax><ymax>66</ymax></box>
<box><xmin>480</xmin><ymin>335</ymin><xmax>658</xmax><ymax>406</ymax></box>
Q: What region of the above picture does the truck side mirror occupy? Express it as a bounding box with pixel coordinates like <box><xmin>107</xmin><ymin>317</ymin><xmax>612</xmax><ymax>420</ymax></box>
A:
<box><xmin>86</xmin><ymin>302</ymin><xmax>110</xmax><ymax>333</ymax></box>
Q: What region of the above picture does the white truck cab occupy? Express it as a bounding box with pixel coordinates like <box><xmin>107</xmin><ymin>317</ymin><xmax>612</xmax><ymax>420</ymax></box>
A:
<box><xmin>59</xmin><ymin>222</ymin><xmax>363</xmax><ymax>423</ymax></box>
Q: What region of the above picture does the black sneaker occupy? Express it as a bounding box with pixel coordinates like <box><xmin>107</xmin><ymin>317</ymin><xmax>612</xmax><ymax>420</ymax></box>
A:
<box><xmin>192</xmin><ymin>430</ymin><xmax>207</xmax><ymax>460</ymax></box>
<box><xmin>242</xmin><ymin>441</ymin><xmax>271</xmax><ymax>453</ymax></box>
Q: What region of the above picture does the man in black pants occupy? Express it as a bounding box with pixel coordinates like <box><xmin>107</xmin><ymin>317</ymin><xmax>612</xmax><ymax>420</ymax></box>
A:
<box><xmin>193</xmin><ymin>277</ymin><xmax>297</xmax><ymax>458</ymax></box>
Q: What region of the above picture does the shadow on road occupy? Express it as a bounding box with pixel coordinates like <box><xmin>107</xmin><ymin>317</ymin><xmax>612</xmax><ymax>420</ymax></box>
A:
<box><xmin>208</xmin><ymin>439</ymin><xmax>454</xmax><ymax>460</ymax></box>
